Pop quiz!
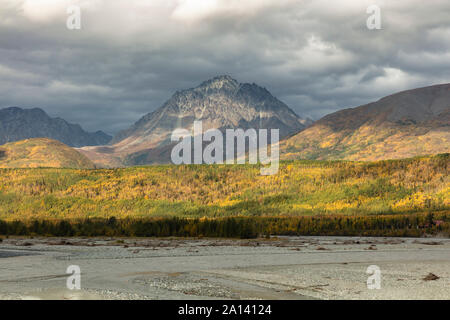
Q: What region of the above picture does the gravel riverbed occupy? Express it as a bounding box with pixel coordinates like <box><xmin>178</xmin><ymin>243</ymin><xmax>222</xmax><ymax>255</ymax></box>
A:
<box><xmin>0</xmin><ymin>236</ymin><xmax>449</xmax><ymax>300</ymax></box>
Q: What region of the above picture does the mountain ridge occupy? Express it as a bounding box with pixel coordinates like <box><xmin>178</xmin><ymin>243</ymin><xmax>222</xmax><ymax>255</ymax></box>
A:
<box><xmin>0</xmin><ymin>107</ymin><xmax>112</xmax><ymax>148</ymax></box>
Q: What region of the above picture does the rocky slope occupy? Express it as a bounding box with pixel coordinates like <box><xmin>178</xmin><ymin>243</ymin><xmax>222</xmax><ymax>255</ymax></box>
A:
<box><xmin>0</xmin><ymin>107</ymin><xmax>111</xmax><ymax>147</ymax></box>
<box><xmin>281</xmin><ymin>83</ymin><xmax>450</xmax><ymax>161</ymax></box>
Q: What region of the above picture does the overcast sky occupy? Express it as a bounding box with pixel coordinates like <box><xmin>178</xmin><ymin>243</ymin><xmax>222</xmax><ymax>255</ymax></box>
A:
<box><xmin>1</xmin><ymin>0</ymin><xmax>449</xmax><ymax>134</ymax></box>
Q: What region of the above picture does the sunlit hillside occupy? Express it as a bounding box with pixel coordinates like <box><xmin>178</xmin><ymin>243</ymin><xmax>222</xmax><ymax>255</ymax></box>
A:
<box><xmin>0</xmin><ymin>138</ymin><xmax>95</xmax><ymax>169</ymax></box>
<box><xmin>0</xmin><ymin>154</ymin><xmax>448</xmax><ymax>220</ymax></box>
<box><xmin>281</xmin><ymin>84</ymin><xmax>450</xmax><ymax>161</ymax></box>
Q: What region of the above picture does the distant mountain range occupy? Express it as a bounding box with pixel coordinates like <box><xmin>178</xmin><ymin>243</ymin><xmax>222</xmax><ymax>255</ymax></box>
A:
<box><xmin>0</xmin><ymin>107</ymin><xmax>111</xmax><ymax>147</ymax></box>
<box><xmin>80</xmin><ymin>75</ymin><xmax>311</xmax><ymax>166</ymax></box>
<box><xmin>1</xmin><ymin>78</ymin><xmax>449</xmax><ymax>168</ymax></box>
<box><xmin>281</xmin><ymin>83</ymin><xmax>450</xmax><ymax>161</ymax></box>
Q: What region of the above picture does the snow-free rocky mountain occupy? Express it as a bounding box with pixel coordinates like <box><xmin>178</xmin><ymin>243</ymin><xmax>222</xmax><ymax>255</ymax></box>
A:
<box><xmin>81</xmin><ymin>75</ymin><xmax>311</xmax><ymax>166</ymax></box>
<box><xmin>0</xmin><ymin>107</ymin><xmax>112</xmax><ymax>148</ymax></box>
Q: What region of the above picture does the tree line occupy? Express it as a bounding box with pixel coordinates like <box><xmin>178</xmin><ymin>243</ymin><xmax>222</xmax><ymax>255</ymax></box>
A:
<box><xmin>1</xmin><ymin>212</ymin><xmax>448</xmax><ymax>238</ymax></box>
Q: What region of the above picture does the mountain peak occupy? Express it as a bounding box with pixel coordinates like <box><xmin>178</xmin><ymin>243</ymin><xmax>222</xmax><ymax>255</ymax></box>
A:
<box><xmin>105</xmin><ymin>76</ymin><xmax>308</xmax><ymax>166</ymax></box>
<box><xmin>196</xmin><ymin>75</ymin><xmax>239</xmax><ymax>93</ymax></box>
<box><xmin>203</xmin><ymin>74</ymin><xmax>237</xmax><ymax>84</ymax></box>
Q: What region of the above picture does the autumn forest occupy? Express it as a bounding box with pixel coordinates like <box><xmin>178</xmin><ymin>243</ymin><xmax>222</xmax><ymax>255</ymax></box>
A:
<box><xmin>0</xmin><ymin>154</ymin><xmax>449</xmax><ymax>237</ymax></box>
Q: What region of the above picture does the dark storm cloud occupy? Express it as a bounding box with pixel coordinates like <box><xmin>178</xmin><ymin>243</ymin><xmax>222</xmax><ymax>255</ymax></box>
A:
<box><xmin>0</xmin><ymin>0</ymin><xmax>449</xmax><ymax>134</ymax></box>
